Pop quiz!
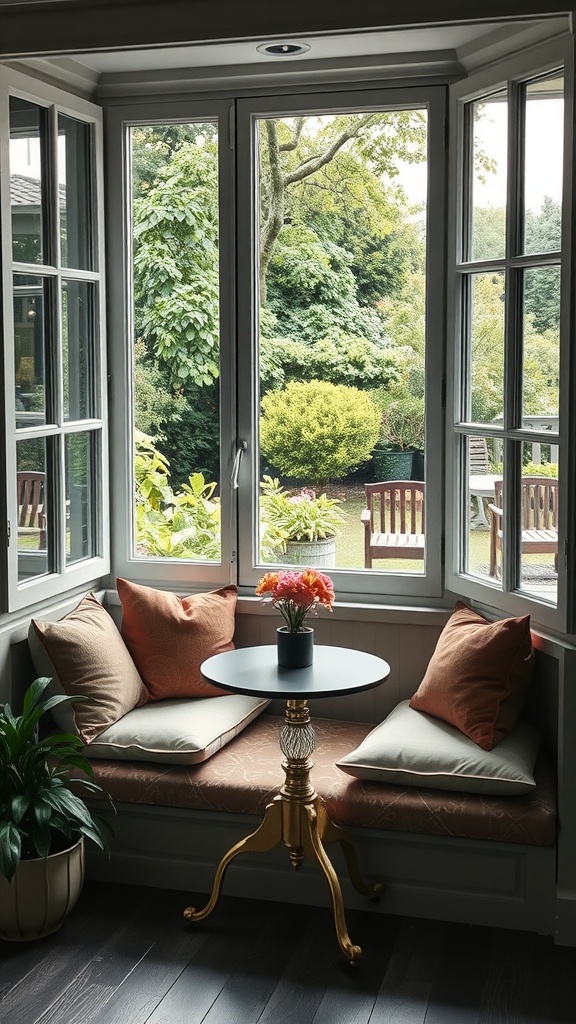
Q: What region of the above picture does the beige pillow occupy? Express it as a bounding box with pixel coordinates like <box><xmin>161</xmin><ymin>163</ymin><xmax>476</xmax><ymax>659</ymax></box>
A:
<box><xmin>88</xmin><ymin>694</ymin><xmax>270</xmax><ymax>765</ymax></box>
<box><xmin>337</xmin><ymin>700</ymin><xmax>541</xmax><ymax>795</ymax></box>
<box><xmin>30</xmin><ymin>593</ymin><xmax>149</xmax><ymax>744</ymax></box>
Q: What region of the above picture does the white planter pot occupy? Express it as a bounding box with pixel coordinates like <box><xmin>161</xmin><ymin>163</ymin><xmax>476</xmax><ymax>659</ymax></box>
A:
<box><xmin>281</xmin><ymin>536</ymin><xmax>337</xmax><ymax>568</ymax></box>
<box><xmin>0</xmin><ymin>837</ymin><xmax>85</xmax><ymax>941</ymax></box>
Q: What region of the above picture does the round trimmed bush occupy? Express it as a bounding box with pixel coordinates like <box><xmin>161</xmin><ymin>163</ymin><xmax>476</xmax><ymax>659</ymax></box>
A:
<box><xmin>260</xmin><ymin>380</ymin><xmax>380</xmax><ymax>484</ymax></box>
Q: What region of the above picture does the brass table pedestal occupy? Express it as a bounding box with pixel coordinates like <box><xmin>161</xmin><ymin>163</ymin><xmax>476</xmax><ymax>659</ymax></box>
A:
<box><xmin>184</xmin><ymin>699</ymin><xmax>383</xmax><ymax>963</ymax></box>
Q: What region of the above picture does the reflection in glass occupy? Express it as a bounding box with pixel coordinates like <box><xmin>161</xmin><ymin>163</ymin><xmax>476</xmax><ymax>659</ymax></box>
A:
<box><xmin>469</xmin><ymin>93</ymin><xmax>507</xmax><ymax>262</ymax></box>
<box><xmin>523</xmin><ymin>76</ymin><xmax>563</xmax><ymax>256</ymax></box>
<box><xmin>58</xmin><ymin>114</ymin><xmax>94</xmax><ymax>271</ymax></box>
<box><xmin>62</xmin><ymin>280</ymin><xmax>94</xmax><ymax>420</ymax></box>
<box><xmin>65</xmin><ymin>432</ymin><xmax>96</xmax><ymax>565</ymax></box>
<box><xmin>517</xmin><ymin>447</ymin><xmax>558</xmax><ymax>604</ymax></box>
<box><xmin>17</xmin><ymin>438</ymin><xmax>50</xmax><ymax>581</ymax></box>
<box><xmin>256</xmin><ymin>109</ymin><xmax>428</xmax><ymax>573</ymax></box>
<box><xmin>523</xmin><ymin>266</ymin><xmax>560</xmax><ymax>423</ymax></box>
<box><xmin>14</xmin><ymin>275</ymin><xmax>47</xmax><ymax>427</ymax></box>
<box><xmin>10</xmin><ymin>98</ymin><xmax>45</xmax><ymax>265</ymax></box>
<box><xmin>469</xmin><ymin>272</ymin><xmax>505</xmax><ymax>424</ymax></box>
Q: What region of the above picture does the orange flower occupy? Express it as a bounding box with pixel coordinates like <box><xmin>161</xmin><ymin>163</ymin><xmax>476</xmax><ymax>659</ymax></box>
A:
<box><xmin>256</xmin><ymin>568</ymin><xmax>334</xmax><ymax>632</ymax></box>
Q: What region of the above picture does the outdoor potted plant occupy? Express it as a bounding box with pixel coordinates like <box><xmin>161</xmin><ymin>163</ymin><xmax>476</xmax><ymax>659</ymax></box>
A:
<box><xmin>373</xmin><ymin>393</ymin><xmax>425</xmax><ymax>481</ymax></box>
<box><xmin>0</xmin><ymin>677</ymin><xmax>113</xmax><ymax>941</ymax></box>
<box><xmin>259</xmin><ymin>475</ymin><xmax>346</xmax><ymax>568</ymax></box>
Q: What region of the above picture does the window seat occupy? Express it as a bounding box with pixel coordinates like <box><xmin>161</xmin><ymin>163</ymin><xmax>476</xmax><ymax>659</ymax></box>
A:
<box><xmin>88</xmin><ymin>713</ymin><xmax>556</xmax><ymax>847</ymax></box>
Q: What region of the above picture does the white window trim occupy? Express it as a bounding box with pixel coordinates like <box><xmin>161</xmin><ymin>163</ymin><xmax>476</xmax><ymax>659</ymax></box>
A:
<box><xmin>444</xmin><ymin>34</ymin><xmax>575</xmax><ymax>633</ymax></box>
<box><xmin>0</xmin><ymin>66</ymin><xmax>109</xmax><ymax>612</ymax></box>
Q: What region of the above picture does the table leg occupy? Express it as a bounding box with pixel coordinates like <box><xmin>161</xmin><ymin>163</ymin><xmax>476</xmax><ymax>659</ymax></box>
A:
<box><xmin>184</xmin><ymin>698</ymin><xmax>382</xmax><ymax>962</ymax></box>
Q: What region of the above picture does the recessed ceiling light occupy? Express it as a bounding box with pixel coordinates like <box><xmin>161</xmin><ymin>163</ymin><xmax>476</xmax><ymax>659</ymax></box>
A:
<box><xmin>256</xmin><ymin>42</ymin><xmax>311</xmax><ymax>57</ymax></box>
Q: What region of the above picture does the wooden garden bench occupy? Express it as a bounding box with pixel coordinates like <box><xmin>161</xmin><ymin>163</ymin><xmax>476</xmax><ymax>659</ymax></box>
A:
<box><xmin>488</xmin><ymin>476</ymin><xmax>558</xmax><ymax>578</ymax></box>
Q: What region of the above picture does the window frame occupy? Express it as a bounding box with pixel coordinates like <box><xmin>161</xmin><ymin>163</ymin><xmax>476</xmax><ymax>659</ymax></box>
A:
<box><xmin>445</xmin><ymin>35</ymin><xmax>575</xmax><ymax>632</ymax></box>
<box><xmin>235</xmin><ymin>85</ymin><xmax>447</xmax><ymax>603</ymax></box>
<box><xmin>105</xmin><ymin>97</ymin><xmax>237</xmax><ymax>590</ymax></box>
<box><xmin>0</xmin><ymin>66</ymin><xmax>109</xmax><ymax>612</ymax></box>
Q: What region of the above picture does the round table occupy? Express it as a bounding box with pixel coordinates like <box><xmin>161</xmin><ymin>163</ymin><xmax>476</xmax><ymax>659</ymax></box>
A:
<box><xmin>183</xmin><ymin>645</ymin><xmax>390</xmax><ymax>963</ymax></box>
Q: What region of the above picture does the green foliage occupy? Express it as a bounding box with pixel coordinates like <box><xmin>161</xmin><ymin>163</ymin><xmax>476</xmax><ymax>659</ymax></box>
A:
<box><xmin>133</xmin><ymin>142</ymin><xmax>219</xmax><ymax>387</ymax></box>
<box><xmin>158</xmin><ymin>381</ymin><xmax>220</xmax><ymax>488</ymax></box>
<box><xmin>259</xmin><ymin>335</ymin><xmax>399</xmax><ymax>395</ymax></box>
<box><xmin>377</xmin><ymin>392</ymin><xmax>425</xmax><ymax>451</ymax></box>
<box><xmin>133</xmin><ymin>340</ymin><xmax>184</xmax><ymax>440</ymax></box>
<box><xmin>259</xmin><ymin>476</ymin><xmax>346</xmax><ymax>545</ymax></box>
<box><xmin>523</xmin><ymin>461</ymin><xmax>558</xmax><ymax>477</ymax></box>
<box><xmin>266</xmin><ymin>225</ymin><xmax>388</xmax><ymax>344</ymax></box>
<box><xmin>0</xmin><ymin>679</ymin><xmax>113</xmax><ymax>882</ymax></box>
<box><xmin>260</xmin><ymin>380</ymin><xmax>380</xmax><ymax>484</ymax></box>
<box><xmin>134</xmin><ymin>432</ymin><xmax>220</xmax><ymax>559</ymax></box>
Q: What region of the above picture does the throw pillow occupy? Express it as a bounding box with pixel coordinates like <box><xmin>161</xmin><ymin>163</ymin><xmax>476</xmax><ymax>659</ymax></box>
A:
<box><xmin>29</xmin><ymin>593</ymin><xmax>149</xmax><ymax>744</ymax></box>
<box><xmin>88</xmin><ymin>694</ymin><xmax>270</xmax><ymax>765</ymax></box>
<box><xmin>336</xmin><ymin>700</ymin><xmax>541</xmax><ymax>795</ymax></box>
<box><xmin>117</xmin><ymin>578</ymin><xmax>237</xmax><ymax>700</ymax></box>
<box><xmin>409</xmin><ymin>601</ymin><xmax>534</xmax><ymax>750</ymax></box>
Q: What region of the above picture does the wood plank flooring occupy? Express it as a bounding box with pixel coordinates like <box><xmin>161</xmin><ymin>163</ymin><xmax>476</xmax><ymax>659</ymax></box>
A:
<box><xmin>1</xmin><ymin>880</ymin><xmax>575</xmax><ymax>1024</ymax></box>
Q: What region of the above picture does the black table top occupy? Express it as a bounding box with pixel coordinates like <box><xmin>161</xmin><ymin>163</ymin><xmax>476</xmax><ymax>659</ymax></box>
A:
<box><xmin>201</xmin><ymin>645</ymin><xmax>390</xmax><ymax>700</ymax></box>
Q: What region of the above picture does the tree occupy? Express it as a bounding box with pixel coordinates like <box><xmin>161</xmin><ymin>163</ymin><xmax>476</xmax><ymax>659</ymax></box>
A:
<box><xmin>260</xmin><ymin>380</ymin><xmax>380</xmax><ymax>485</ymax></box>
<box><xmin>258</xmin><ymin>111</ymin><xmax>427</xmax><ymax>303</ymax></box>
<box><xmin>132</xmin><ymin>141</ymin><xmax>219</xmax><ymax>388</ymax></box>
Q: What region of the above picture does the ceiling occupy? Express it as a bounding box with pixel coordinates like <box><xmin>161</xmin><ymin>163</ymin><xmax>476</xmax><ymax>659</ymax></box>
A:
<box><xmin>12</xmin><ymin>16</ymin><xmax>569</xmax><ymax>96</ymax></box>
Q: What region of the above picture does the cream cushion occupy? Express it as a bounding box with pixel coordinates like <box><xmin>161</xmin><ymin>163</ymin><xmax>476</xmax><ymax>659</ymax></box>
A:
<box><xmin>336</xmin><ymin>700</ymin><xmax>541</xmax><ymax>795</ymax></box>
<box><xmin>29</xmin><ymin>593</ymin><xmax>149</xmax><ymax>743</ymax></box>
<box><xmin>87</xmin><ymin>694</ymin><xmax>271</xmax><ymax>765</ymax></box>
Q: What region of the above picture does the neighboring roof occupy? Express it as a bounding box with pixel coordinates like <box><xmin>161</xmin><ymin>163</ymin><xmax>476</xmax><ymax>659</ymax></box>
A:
<box><xmin>10</xmin><ymin>174</ymin><xmax>66</xmax><ymax>206</ymax></box>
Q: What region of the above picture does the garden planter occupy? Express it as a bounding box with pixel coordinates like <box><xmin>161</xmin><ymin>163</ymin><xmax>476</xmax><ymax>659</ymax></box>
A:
<box><xmin>281</xmin><ymin>536</ymin><xmax>336</xmax><ymax>568</ymax></box>
<box><xmin>0</xmin><ymin>837</ymin><xmax>85</xmax><ymax>941</ymax></box>
<box><xmin>372</xmin><ymin>448</ymin><xmax>415</xmax><ymax>482</ymax></box>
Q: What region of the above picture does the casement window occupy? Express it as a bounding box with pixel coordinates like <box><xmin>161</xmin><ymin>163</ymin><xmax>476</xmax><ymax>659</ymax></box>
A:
<box><xmin>0</xmin><ymin>68</ymin><xmax>108</xmax><ymax>611</ymax></box>
<box><xmin>108</xmin><ymin>86</ymin><xmax>446</xmax><ymax>602</ymax></box>
<box><xmin>446</xmin><ymin>37</ymin><xmax>574</xmax><ymax>631</ymax></box>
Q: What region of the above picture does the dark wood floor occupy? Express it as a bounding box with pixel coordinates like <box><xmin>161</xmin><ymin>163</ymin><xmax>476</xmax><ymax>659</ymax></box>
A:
<box><xmin>1</xmin><ymin>880</ymin><xmax>576</xmax><ymax>1024</ymax></box>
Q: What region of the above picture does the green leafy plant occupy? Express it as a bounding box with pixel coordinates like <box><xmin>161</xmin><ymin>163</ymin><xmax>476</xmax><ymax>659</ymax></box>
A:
<box><xmin>0</xmin><ymin>678</ymin><xmax>113</xmax><ymax>883</ymax></box>
<box><xmin>134</xmin><ymin>432</ymin><xmax>220</xmax><ymax>559</ymax></box>
<box><xmin>260</xmin><ymin>476</ymin><xmax>346</xmax><ymax>548</ymax></box>
<box><xmin>377</xmin><ymin>392</ymin><xmax>425</xmax><ymax>451</ymax></box>
<box><xmin>260</xmin><ymin>380</ymin><xmax>380</xmax><ymax>486</ymax></box>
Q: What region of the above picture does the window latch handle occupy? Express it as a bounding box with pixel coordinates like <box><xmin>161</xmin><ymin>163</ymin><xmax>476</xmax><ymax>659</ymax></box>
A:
<box><xmin>231</xmin><ymin>441</ymin><xmax>247</xmax><ymax>489</ymax></box>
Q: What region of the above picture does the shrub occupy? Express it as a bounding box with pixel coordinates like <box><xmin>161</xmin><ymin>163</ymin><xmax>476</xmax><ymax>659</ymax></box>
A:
<box><xmin>260</xmin><ymin>476</ymin><xmax>346</xmax><ymax>546</ymax></box>
<box><xmin>377</xmin><ymin>392</ymin><xmax>425</xmax><ymax>451</ymax></box>
<box><xmin>260</xmin><ymin>380</ymin><xmax>380</xmax><ymax>485</ymax></box>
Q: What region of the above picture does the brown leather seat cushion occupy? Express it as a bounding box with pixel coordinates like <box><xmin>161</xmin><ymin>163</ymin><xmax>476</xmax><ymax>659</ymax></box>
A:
<box><xmin>89</xmin><ymin>714</ymin><xmax>556</xmax><ymax>846</ymax></box>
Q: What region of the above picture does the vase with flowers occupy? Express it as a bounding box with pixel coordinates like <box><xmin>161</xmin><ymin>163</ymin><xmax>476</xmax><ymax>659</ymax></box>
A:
<box><xmin>256</xmin><ymin>568</ymin><xmax>335</xmax><ymax>668</ymax></box>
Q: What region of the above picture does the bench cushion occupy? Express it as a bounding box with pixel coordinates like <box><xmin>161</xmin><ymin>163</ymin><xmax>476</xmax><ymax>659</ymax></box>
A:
<box><xmin>89</xmin><ymin>715</ymin><xmax>556</xmax><ymax>846</ymax></box>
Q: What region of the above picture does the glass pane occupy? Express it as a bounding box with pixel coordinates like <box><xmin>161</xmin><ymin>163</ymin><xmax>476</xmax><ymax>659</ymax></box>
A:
<box><xmin>518</xmin><ymin>446</ymin><xmax>558</xmax><ymax>604</ymax></box>
<box><xmin>17</xmin><ymin>438</ymin><xmax>51</xmax><ymax>581</ymax></box>
<box><xmin>463</xmin><ymin>434</ymin><xmax>502</xmax><ymax>583</ymax></box>
<box><xmin>129</xmin><ymin>122</ymin><xmax>221</xmax><ymax>562</ymax></box>
<box><xmin>62</xmin><ymin>280</ymin><xmax>95</xmax><ymax>420</ymax></box>
<box><xmin>523</xmin><ymin>75</ymin><xmax>563</xmax><ymax>256</ymax></box>
<box><xmin>10</xmin><ymin>97</ymin><xmax>46</xmax><ymax>264</ymax></box>
<box><xmin>469</xmin><ymin>272</ymin><xmax>505</xmax><ymax>424</ymax></box>
<box><xmin>469</xmin><ymin>92</ymin><xmax>507</xmax><ymax>262</ymax></box>
<box><xmin>14</xmin><ymin>274</ymin><xmax>48</xmax><ymax>428</ymax></box>
<box><xmin>66</xmin><ymin>432</ymin><xmax>97</xmax><ymax>565</ymax></box>
<box><xmin>255</xmin><ymin>109</ymin><xmax>428</xmax><ymax>573</ymax></box>
<box><xmin>58</xmin><ymin>114</ymin><xmax>94</xmax><ymax>270</ymax></box>
<box><xmin>522</xmin><ymin>266</ymin><xmax>560</xmax><ymax>424</ymax></box>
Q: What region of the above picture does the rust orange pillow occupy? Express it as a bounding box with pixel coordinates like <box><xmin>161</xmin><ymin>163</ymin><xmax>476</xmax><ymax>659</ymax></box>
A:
<box><xmin>117</xmin><ymin>579</ymin><xmax>237</xmax><ymax>699</ymax></box>
<box><xmin>409</xmin><ymin>601</ymin><xmax>534</xmax><ymax>750</ymax></box>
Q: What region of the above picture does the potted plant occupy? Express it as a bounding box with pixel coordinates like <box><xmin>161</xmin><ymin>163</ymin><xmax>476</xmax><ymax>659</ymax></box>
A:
<box><xmin>373</xmin><ymin>393</ymin><xmax>425</xmax><ymax>481</ymax></box>
<box><xmin>0</xmin><ymin>677</ymin><xmax>113</xmax><ymax>941</ymax></box>
<box><xmin>259</xmin><ymin>476</ymin><xmax>346</xmax><ymax>567</ymax></box>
